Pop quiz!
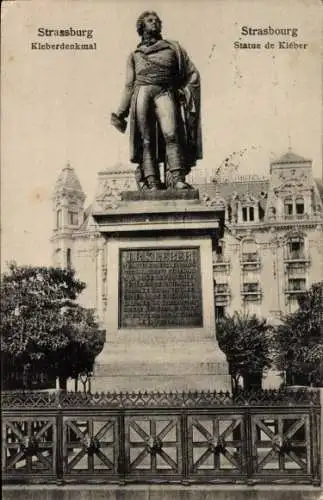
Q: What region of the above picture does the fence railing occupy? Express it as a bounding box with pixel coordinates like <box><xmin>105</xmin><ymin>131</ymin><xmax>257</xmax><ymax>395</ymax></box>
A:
<box><xmin>2</xmin><ymin>389</ymin><xmax>321</xmax><ymax>486</ymax></box>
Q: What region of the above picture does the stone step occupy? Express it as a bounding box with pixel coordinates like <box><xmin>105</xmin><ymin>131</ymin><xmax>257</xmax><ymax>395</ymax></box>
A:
<box><xmin>96</xmin><ymin>341</ymin><xmax>226</xmax><ymax>363</ymax></box>
<box><xmin>95</xmin><ymin>360</ymin><xmax>228</xmax><ymax>376</ymax></box>
<box><xmin>91</xmin><ymin>373</ymin><xmax>231</xmax><ymax>393</ymax></box>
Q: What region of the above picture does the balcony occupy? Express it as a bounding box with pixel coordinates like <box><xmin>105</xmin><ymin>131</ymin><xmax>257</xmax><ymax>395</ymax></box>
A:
<box><xmin>214</xmin><ymin>283</ymin><xmax>230</xmax><ymax>305</ymax></box>
<box><xmin>212</xmin><ymin>254</ymin><xmax>230</xmax><ymax>272</ymax></box>
<box><xmin>284</xmin><ymin>251</ymin><xmax>310</xmax><ymax>265</ymax></box>
<box><xmin>241</xmin><ymin>282</ymin><xmax>262</xmax><ymax>301</ymax></box>
<box><xmin>241</xmin><ymin>252</ymin><xmax>261</xmax><ymax>270</ymax></box>
<box><xmin>286</xmin><ymin>262</ymin><xmax>307</xmax><ymax>276</ymax></box>
<box><xmin>215</xmin><ymin>283</ymin><xmax>230</xmax><ymax>294</ymax></box>
<box><xmin>285</xmin><ymin>282</ymin><xmax>307</xmax><ymax>296</ymax></box>
<box><xmin>285</xmin><ymin>289</ymin><xmax>306</xmax><ymax>297</ymax></box>
<box><xmin>284</xmin><ymin>214</ymin><xmax>309</xmax><ymax>221</ymax></box>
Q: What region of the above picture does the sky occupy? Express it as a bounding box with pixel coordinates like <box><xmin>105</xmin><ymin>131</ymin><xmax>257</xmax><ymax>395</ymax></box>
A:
<box><xmin>1</xmin><ymin>0</ymin><xmax>322</xmax><ymax>268</ymax></box>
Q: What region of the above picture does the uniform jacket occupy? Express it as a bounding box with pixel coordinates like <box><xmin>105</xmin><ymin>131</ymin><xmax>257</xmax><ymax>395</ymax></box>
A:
<box><xmin>116</xmin><ymin>39</ymin><xmax>203</xmax><ymax>170</ymax></box>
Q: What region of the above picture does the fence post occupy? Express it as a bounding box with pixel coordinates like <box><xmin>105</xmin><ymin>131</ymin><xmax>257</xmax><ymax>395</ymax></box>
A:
<box><xmin>320</xmin><ymin>388</ymin><xmax>323</xmax><ymax>487</ymax></box>
<box><xmin>181</xmin><ymin>410</ymin><xmax>189</xmax><ymax>485</ymax></box>
<box><xmin>117</xmin><ymin>410</ymin><xmax>126</xmax><ymax>485</ymax></box>
<box><xmin>245</xmin><ymin>405</ymin><xmax>254</xmax><ymax>486</ymax></box>
<box><xmin>309</xmin><ymin>390</ymin><xmax>321</xmax><ymax>487</ymax></box>
<box><xmin>55</xmin><ymin>392</ymin><xmax>64</xmax><ymax>484</ymax></box>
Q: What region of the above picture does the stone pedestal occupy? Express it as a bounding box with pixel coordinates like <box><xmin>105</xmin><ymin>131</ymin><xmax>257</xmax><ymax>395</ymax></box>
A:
<box><xmin>91</xmin><ymin>188</ymin><xmax>230</xmax><ymax>392</ymax></box>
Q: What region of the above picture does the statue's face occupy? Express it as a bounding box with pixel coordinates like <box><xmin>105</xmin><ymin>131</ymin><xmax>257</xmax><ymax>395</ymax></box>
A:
<box><xmin>143</xmin><ymin>13</ymin><xmax>161</xmax><ymax>36</ymax></box>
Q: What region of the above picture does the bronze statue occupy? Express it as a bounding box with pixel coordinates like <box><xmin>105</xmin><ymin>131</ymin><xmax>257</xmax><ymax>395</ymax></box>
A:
<box><xmin>111</xmin><ymin>11</ymin><xmax>202</xmax><ymax>191</ymax></box>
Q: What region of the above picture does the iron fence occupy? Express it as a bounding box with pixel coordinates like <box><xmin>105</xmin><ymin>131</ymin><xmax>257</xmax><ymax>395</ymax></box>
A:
<box><xmin>1</xmin><ymin>389</ymin><xmax>321</xmax><ymax>485</ymax></box>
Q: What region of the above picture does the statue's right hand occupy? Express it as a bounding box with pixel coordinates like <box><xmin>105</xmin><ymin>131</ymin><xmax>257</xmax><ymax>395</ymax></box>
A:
<box><xmin>111</xmin><ymin>113</ymin><xmax>127</xmax><ymax>133</ymax></box>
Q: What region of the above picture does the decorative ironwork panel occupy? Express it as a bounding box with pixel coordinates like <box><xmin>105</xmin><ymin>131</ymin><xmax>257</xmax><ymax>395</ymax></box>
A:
<box><xmin>1</xmin><ymin>391</ymin><xmax>59</xmax><ymax>409</ymax></box>
<box><xmin>63</xmin><ymin>416</ymin><xmax>118</xmax><ymax>476</ymax></box>
<box><xmin>125</xmin><ymin>415</ymin><xmax>182</xmax><ymax>477</ymax></box>
<box><xmin>188</xmin><ymin>414</ymin><xmax>246</xmax><ymax>478</ymax></box>
<box><xmin>2</xmin><ymin>388</ymin><xmax>320</xmax><ymax>409</ymax></box>
<box><xmin>2</xmin><ymin>416</ymin><xmax>56</xmax><ymax>477</ymax></box>
<box><xmin>251</xmin><ymin>414</ymin><xmax>312</xmax><ymax>477</ymax></box>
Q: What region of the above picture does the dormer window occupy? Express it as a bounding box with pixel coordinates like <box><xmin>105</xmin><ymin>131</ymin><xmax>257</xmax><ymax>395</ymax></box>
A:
<box><xmin>68</xmin><ymin>211</ymin><xmax>78</xmax><ymax>226</ymax></box>
<box><xmin>242</xmin><ymin>206</ymin><xmax>254</xmax><ymax>222</ymax></box>
<box><xmin>290</xmin><ymin>240</ymin><xmax>301</xmax><ymax>252</ymax></box>
<box><xmin>295</xmin><ymin>196</ymin><xmax>304</xmax><ymax>215</ymax></box>
<box><xmin>268</xmin><ymin>206</ymin><xmax>276</xmax><ymax>219</ymax></box>
<box><xmin>284</xmin><ymin>198</ymin><xmax>293</xmax><ymax>217</ymax></box>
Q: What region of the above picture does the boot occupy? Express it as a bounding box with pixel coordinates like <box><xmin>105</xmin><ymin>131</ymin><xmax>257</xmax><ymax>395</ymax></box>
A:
<box><xmin>174</xmin><ymin>180</ymin><xmax>191</xmax><ymax>190</ymax></box>
<box><xmin>170</xmin><ymin>170</ymin><xmax>192</xmax><ymax>190</ymax></box>
<box><xmin>146</xmin><ymin>176</ymin><xmax>161</xmax><ymax>191</ymax></box>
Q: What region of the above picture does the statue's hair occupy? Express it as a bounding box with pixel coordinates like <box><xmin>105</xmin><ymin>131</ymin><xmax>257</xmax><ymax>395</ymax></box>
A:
<box><xmin>136</xmin><ymin>11</ymin><xmax>162</xmax><ymax>37</ymax></box>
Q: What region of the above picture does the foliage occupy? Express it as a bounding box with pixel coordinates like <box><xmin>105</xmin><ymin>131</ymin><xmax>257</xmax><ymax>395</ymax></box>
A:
<box><xmin>275</xmin><ymin>282</ymin><xmax>323</xmax><ymax>387</ymax></box>
<box><xmin>1</xmin><ymin>263</ymin><xmax>104</xmax><ymax>389</ymax></box>
<box><xmin>216</xmin><ymin>311</ymin><xmax>274</xmax><ymax>391</ymax></box>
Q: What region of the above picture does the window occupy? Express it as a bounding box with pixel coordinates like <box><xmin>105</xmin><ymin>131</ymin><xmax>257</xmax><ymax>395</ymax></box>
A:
<box><xmin>286</xmin><ymin>371</ymin><xmax>311</xmax><ymax>386</ymax></box>
<box><xmin>241</xmin><ymin>252</ymin><xmax>258</xmax><ymax>262</ymax></box>
<box><xmin>288</xmin><ymin>262</ymin><xmax>306</xmax><ymax>275</ymax></box>
<box><xmin>68</xmin><ymin>211</ymin><xmax>78</xmax><ymax>226</ymax></box>
<box><xmin>54</xmin><ymin>248</ymin><xmax>62</xmax><ymax>268</ymax></box>
<box><xmin>242</xmin><ymin>282</ymin><xmax>261</xmax><ymax>302</ymax></box>
<box><xmin>288</xmin><ymin>278</ymin><xmax>306</xmax><ymax>292</ymax></box>
<box><xmin>241</xmin><ymin>238</ymin><xmax>259</xmax><ymax>265</ymax></box>
<box><xmin>295</xmin><ymin>196</ymin><xmax>304</xmax><ymax>215</ymax></box>
<box><xmin>290</xmin><ymin>240</ymin><xmax>301</xmax><ymax>252</ymax></box>
<box><xmin>215</xmin><ymin>306</ymin><xmax>225</xmax><ymax>319</ymax></box>
<box><xmin>216</xmin><ymin>244</ymin><xmax>223</xmax><ymax>256</ymax></box>
<box><xmin>67</xmin><ymin>248</ymin><xmax>72</xmax><ymax>269</ymax></box>
<box><xmin>284</xmin><ymin>198</ymin><xmax>293</xmax><ymax>217</ymax></box>
<box><xmin>242</xmin><ymin>206</ymin><xmax>255</xmax><ymax>222</ymax></box>
<box><xmin>56</xmin><ymin>210</ymin><xmax>62</xmax><ymax>229</ymax></box>
<box><xmin>214</xmin><ymin>243</ymin><xmax>224</xmax><ymax>262</ymax></box>
<box><xmin>287</xmin><ymin>237</ymin><xmax>305</xmax><ymax>260</ymax></box>
<box><xmin>213</xmin><ymin>244</ymin><xmax>230</xmax><ymax>271</ymax></box>
<box><xmin>227</xmin><ymin>204</ymin><xmax>232</xmax><ymax>223</ymax></box>
<box><xmin>241</xmin><ymin>239</ymin><xmax>257</xmax><ymax>254</ymax></box>
<box><xmin>243</xmin><ymin>282</ymin><xmax>259</xmax><ymax>293</ymax></box>
<box><xmin>268</xmin><ymin>206</ymin><xmax>276</xmax><ymax>219</ymax></box>
<box><xmin>215</xmin><ymin>283</ymin><xmax>229</xmax><ymax>294</ymax></box>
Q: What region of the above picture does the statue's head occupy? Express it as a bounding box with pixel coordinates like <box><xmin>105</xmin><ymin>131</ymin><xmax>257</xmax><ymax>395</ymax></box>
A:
<box><xmin>136</xmin><ymin>11</ymin><xmax>162</xmax><ymax>38</ymax></box>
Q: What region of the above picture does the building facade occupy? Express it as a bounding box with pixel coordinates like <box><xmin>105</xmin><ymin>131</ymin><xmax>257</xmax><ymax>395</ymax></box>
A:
<box><xmin>51</xmin><ymin>152</ymin><xmax>323</xmax><ymax>325</ymax></box>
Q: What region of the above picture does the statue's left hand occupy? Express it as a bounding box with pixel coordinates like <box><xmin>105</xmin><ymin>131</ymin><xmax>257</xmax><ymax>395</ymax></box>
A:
<box><xmin>177</xmin><ymin>89</ymin><xmax>186</xmax><ymax>104</ymax></box>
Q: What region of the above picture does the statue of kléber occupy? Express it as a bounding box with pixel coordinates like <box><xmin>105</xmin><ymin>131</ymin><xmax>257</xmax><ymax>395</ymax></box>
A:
<box><xmin>111</xmin><ymin>11</ymin><xmax>202</xmax><ymax>191</ymax></box>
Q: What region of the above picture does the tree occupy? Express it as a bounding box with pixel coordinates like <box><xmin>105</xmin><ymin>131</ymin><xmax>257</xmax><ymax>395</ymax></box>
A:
<box><xmin>216</xmin><ymin>312</ymin><xmax>274</xmax><ymax>392</ymax></box>
<box><xmin>1</xmin><ymin>263</ymin><xmax>105</xmax><ymax>390</ymax></box>
<box><xmin>275</xmin><ymin>282</ymin><xmax>323</xmax><ymax>387</ymax></box>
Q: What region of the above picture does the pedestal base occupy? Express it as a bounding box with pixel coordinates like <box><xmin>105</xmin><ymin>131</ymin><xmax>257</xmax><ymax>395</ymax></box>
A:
<box><xmin>91</xmin><ymin>189</ymin><xmax>230</xmax><ymax>394</ymax></box>
<box><xmin>92</xmin><ymin>340</ymin><xmax>231</xmax><ymax>393</ymax></box>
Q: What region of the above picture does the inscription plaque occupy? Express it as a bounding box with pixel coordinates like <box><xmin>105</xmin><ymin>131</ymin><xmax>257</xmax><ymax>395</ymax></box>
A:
<box><xmin>119</xmin><ymin>247</ymin><xmax>203</xmax><ymax>328</ymax></box>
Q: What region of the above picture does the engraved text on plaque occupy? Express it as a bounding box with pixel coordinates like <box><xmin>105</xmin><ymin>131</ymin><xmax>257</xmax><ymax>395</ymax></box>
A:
<box><xmin>119</xmin><ymin>247</ymin><xmax>203</xmax><ymax>328</ymax></box>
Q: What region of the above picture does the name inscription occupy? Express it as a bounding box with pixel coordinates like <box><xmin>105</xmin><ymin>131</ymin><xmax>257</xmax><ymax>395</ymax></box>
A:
<box><xmin>119</xmin><ymin>247</ymin><xmax>203</xmax><ymax>328</ymax></box>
